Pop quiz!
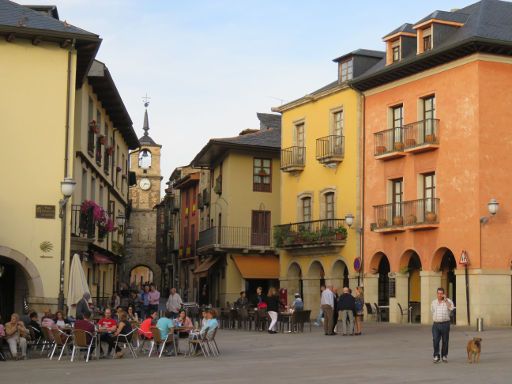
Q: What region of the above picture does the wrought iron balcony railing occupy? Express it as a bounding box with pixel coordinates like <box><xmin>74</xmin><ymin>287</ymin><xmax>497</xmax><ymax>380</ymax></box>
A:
<box><xmin>71</xmin><ymin>204</ymin><xmax>95</xmax><ymax>239</ymax></box>
<box><xmin>371</xmin><ymin>198</ymin><xmax>440</xmax><ymax>231</ymax></box>
<box><xmin>316</xmin><ymin>135</ymin><xmax>344</xmax><ymax>164</ymax></box>
<box><xmin>374</xmin><ymin>127</ymin><xmax>405</xmax><ymax>158</ymax></box>
<box><xmin>403</xmin><ymin>118</ymin><xmax>439</xmax><ymax>152</ymax></box>
<box><xmin>197</xmin><ymin>226</ymin><xmax>272</xmax><ymax>252</ymax></box>
<box><xmin>274</xmin><ymin>219</ymin><xmax>347</xmax><ymax>249</ymax></box>
<box><xmin>281</xmin><ymin>146</ymin><xmax>306</xmax><ymax>172</ymax></box>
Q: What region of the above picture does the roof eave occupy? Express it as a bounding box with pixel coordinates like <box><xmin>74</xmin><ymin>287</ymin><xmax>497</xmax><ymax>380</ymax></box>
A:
<box><xmin>272</xmin><ymin>83</ymin><xmax>348</xmax><ymax>113</ymax></box>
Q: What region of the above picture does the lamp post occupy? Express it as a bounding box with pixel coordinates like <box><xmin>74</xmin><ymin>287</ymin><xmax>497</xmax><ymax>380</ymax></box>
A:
<box><xmin>58</xmin><ymin>177</ymin><xmax>76</xmax><ymax>310</ymax></box>
<box><xmin>116</xmin><ymin>212</ymin><xmax>126</xmax><ymax>234</ymax></box>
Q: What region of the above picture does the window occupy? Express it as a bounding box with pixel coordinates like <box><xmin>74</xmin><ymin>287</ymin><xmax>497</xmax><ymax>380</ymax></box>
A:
<box><xmin>423</xmin><ymin>27</ymin><xmax>432</xmax><ymax>52</ymax></box>
<box><xmin>295</xmin><ymin>123</ymin><xmax>305</xmax><ymax>147</ymax></box>
<box><xmin>251</xmin><ymin>210</ymin><xmax>271</xmax><ymax>246</ymax></box>
<box><xmin>333</xmin><ymin>110</ymin><xmax>343</xmax><ymax>136</ymax></box>
<box><xmin>302</xmin><ymin>197</ymin><xmax>312</xmax><ymax>222</ymax></box>
<box><xmin>87</xmin><ymin>97</ymin><xmax>95</xmax><ymax>155</ymax></box>
<box><xmin>81</xmin><ymin>169</ymin><xmax>88</xmax><ymax>201</ymax></box>
<box><xmin>392</xmin><ymin>105</ymin><xmax>403</xmax><ymax>143</ymax></box>
<box><xmin>339</xmin><ymin>59</ymin><xmax>353</xmax><ymax>82</ymax></box>
<box><xmin>392</xmin><ymin>178</ymin><xmax>403</xmax><ymax>217</ymax></box>
<box><xmin>99</xmin><ymin>184</ymin><xmax>104</xmax><ymax>207</ymax></box>
<box><xmin>91</xmin><ymin>177</ymin><xmax>96</xmax><ymax>202</ymax></box>
<box><xmin>423</xmin><ymin>173</ymin><xmax>436</xmax><ymax>212</ymax></box>
<box><xmin>325</xmin><ymin>192</ymin><xmax>335</xmax><ymax>220</ymax></box>
<box><xmin>422</xmin><ymin>95</ymin><xmax>436</xmax><ymax>136</ymax></box>
<box><xmin>392</xmin><ymin>40</ymin><xmax>400</xmax><ymax>62</ymax></box>
<box><xmin>138</xmin><ymin>149</ymin><xmax>152</xmax><ymax>169</ymax></box>
<box><xmin>253</xmin><ymin>158</ymin><xmax>272</xmax><ymax>192</ymax></box>
<box><xmin>116</xmin><ymin>145</ymin><xmax>120</xmax><ymax>187</ymax></box>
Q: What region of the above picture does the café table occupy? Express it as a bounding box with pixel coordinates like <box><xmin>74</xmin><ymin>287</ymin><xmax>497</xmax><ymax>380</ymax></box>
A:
<box><xmin>278</xmin><ymin>312</ymin><xmax>293</xmax><ymax>333</ymax></box>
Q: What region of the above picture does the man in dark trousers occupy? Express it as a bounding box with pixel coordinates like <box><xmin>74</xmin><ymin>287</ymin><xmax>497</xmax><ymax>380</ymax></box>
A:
<box><xmin>338</xmin><ymin>287</ymin><xmax>355</xmax><ymax>336</ymax></box>
<box><xmin>331</xmin><ymin>287</ymin><xmax>339</xmax><ymax>334</ymax></box>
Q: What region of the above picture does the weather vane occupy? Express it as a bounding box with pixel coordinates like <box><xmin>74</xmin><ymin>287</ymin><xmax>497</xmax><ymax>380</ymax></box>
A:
<box><xmin>142</xmin><ymin>93</ymin><xmax>151</xmax><ymax>108</ymax></box>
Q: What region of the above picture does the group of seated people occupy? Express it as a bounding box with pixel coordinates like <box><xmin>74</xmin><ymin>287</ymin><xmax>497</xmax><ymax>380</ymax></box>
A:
<box><xmin>0</xmin><ymin>305</ymin><xmax>219</xmax><ymax>361</ymax></box>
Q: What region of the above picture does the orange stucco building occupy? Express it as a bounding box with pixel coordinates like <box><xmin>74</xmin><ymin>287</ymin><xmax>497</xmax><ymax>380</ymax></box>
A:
<box><xmin>353</xmin><ymin>0</ymin><xmax>512</xmax><ymax>326</ymax></box>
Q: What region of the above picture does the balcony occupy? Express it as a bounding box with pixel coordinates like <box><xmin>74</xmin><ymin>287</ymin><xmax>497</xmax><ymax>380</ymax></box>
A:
<box><xmin>214</xmin><ymin>176</ymin><xmax>222</xmax><ymax>195</ymax></box>
<box><xmin>197</xmin><ymin>226</ymin><xmax>273</xmax><ymax>253</ymax></box>
<box><xmin>371</xmin><ymin>198</ymin><xmax>440</xmax><ymax>233</ymax></box>
<box><xmin>403</xmin><ymin>119</ymin><xmax>439</xmax><ymax>154</ymax></box>
<box><xmin>274</xmin><ymin>219</ymin><xmax>347</xmax><ymax>250</ymax></box>
<box><xmin>281</xmin><ymin>146</ymin><xmax>305</xmax><ymax>172</ymax></box>
<box><xmin>316</xmin><ymin>135</ymin><xmax>344</xmax><ymax>165</ymax></box>
<box><xmin>71</xmin><ymin>204</ymin><xmax>95</xmax><ymax>239</ymax></box>
<box><xmin>202</xmin><ymin>188</ymin><xmax>210</xmax><ymax>207</ymax></box>
<box><xmin>374</xmin><ymin>128</ymin><xmax>406</xmax><ymax>160</ymax></box>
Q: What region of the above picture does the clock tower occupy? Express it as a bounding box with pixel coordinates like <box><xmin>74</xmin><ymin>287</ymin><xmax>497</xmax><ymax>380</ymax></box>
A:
<box><xmin>124</xmin><ymin>101</ymin><xmax>162</xmax><ymax>289</ymax></box>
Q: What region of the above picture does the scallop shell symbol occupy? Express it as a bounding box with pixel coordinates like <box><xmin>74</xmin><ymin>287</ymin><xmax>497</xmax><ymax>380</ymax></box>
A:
<box><xmin>40</xmin><ymin>241</ymin><xmax>54</xmax><ymax>253</ymax></box>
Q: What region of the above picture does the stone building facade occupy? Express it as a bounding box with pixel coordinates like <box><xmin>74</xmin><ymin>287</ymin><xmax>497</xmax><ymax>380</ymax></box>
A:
<box><xmin>123</xmin><ymin>105</ymin><xmax>162</xmax><ymax>289</ymax></box>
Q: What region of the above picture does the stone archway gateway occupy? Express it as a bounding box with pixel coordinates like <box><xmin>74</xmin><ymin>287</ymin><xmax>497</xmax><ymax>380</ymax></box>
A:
<box><xmin>303</xmin><ymin>260</ymin><xmax>325</xmax><ymax>313</ymax></box>
<box><xmin>129</xmin><ymin>265</ymin><xmax>154</xmax><ymax>288</ymax></box>
<box><xmin>331</xmin><ymin>259</ymin><xmax>349</xmax><ymax>289</ymax></box>
<box><xmin>286</xmin><ymin>262</ymin><xmax>303</xmax><ymax>305</ymax></box>
<box><xmin>0</xmin><ymin>245</ymin><xmax>45</xmax><ymax>320</ymax></box>
<box><xmin>432</xmin><ymin>247</ymin><xmax>457</xmax><ymax>323</ymax></box>
<box><xmin>399</xmin><ymin>250</ymin><xmax>422</xmax><ymax>323</ymax></box>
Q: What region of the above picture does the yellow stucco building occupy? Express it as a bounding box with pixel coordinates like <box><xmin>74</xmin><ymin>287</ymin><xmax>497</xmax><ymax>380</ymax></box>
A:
<box><xmin>0</xmin><ymin>3</ymin><xmax>137</xmax><ymax>318</ymax></box>
<box><xmin>190</xmin><ymin>113</ymin><xmax>281</xmax><ymax>306</ymax></box>
<box><xmin>273</xmin><ymin>50</ymin><xmax>384</xmax><ymax>313</ymax></box>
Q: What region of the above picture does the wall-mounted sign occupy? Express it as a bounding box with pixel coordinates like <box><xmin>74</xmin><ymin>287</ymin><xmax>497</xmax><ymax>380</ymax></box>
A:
<box><xmin>353</xmin><ymin>257</ymin><xmax>361</xmax><ymax>272</ymax></box>
<box><xmin>459</xmin><ymin>250</ymin><xmax>469</xmax><ymax>265</ymax></box>
<box><xmin>35</xmin><ymin>205</ymin><xmax>55</xmax><ymax>219</ymax></box>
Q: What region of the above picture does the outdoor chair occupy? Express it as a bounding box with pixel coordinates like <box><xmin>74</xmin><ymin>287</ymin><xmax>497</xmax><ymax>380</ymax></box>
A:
<box><xmin>40</xmin><ymin>326</ymin><xmax>55</xmax><ymax>355</ymax></box>
<box><xmin>186</xmin><ymin>328</ymin><xmax>211</xmax><ymax>357</ymax></box>
<box><xmin>50</xmin><ymin>328</ymin><xmax>71</xmax><ymax>360</ymax></box>
<box><xmin>365</xmin><ymin>303</ymin><xmax>377</xmax><ymax>321</ymax></box>
<box><xmin>113</xmin><ymin>328</ymin><xmax>138</xmax><ymax>358</ymax></box>
<box><xmin>374</xmin><ymin>303</ymin><xmax>383</xmax><ymax>322</ymax></box>
<box><xmin>236</xmin><ymin>308</ymin><xmax>250</xmax><ymax>330</ymax></box>
<box><xmin>148</xmin><ymin>327</ymin><xmax>176</xmax><ymax>358</ymax></box>
<box><xmin>136</xmin><ymin>327</ymin><xmax>153</xmax><ymax>352</ymax></box>
<box><xmin>206</xmin><ymin>328</ymin><xmax>220</xmax><ymax>357</ymax></box>
<box><xmin>71</xmin><ymin>329</ymin><xmax>95</xmax><ymax>362</ymax></box>
<box><xmin>397</xmin><ymin>303</ymin><xmax>412</xmax><ymax>323</ymax></box>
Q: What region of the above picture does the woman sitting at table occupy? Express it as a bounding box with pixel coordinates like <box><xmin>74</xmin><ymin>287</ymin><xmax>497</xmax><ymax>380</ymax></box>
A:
<box><xmin>174</xmin><ymin>310</ymin><xmax>193</xmax><ymax>338</ymax></box>
<box><xmin>127</xmin><ymin>305</ymin><xmax>139</xmax><ymax>322</ymax></box>
<box><xmin>106</xmin><ymin>311</ymin><xmax>132</xmax><ymax>358</ymax></box>
<box><xmin>55</xmin><ymin>311</ymin><xmax>70</xmax><ymax>328</ymax></box>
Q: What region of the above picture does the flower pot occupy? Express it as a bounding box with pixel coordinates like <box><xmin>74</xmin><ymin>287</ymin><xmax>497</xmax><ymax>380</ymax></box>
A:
<box><xmin>335</xmin><ymin>233</ymin><xmax>346</xmax><ymax>240</ymax></box>
<box><xmin>405</xmin><ymin>214</ymin><xmax>417</xmax><ymax>225</ymax></box>
<box><xmin>377</xmin><ymin>218</ymin><xmax>388</xmax><ymax>228</ymax></box>
<box><xmin>425</xmin><ymin>134</ymin><xmax>436</xmax><ymax>143</ymax></box>
<box><xmin>393</xmin><ymin>216</ymin><xmax>404</xmax><ymax>226</ymax></box>
<box><xmin>394</xmin><ymin>142</ymin><xmax>405</xmax><ymax>151</ymax></box>
<box><xmin>405</xmin><ymin>138</ymin><xmax>416</xmax><ymax>147</ymax></box>
<box><xmin>376</xmin><ymin>145</ymin><xmax>386</xmax><ymax>155</ymax></box>
<box><xmin>425</xmin><ymin>212</ymin><xmax>437</xmax><ymax>223</ymax></box>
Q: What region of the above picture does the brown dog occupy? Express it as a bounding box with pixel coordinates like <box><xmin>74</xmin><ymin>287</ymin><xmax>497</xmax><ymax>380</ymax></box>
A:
<box><xmin>467</xmin><ymin>337</ymin><xmax>482</xmax><ymax>363</ymax></box>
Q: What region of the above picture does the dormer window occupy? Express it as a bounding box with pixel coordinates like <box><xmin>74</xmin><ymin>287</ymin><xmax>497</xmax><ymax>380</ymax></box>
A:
<box><xmin>423</xmin><ymin>27</ymin><xmax>432</xmax><ymax>51</ymax></box>
<box><xmin>339</xmin><ymin>58</ymin><xmax>353</xmax><ymax>82</ymax></box>
<box><xmin>392</xmin><ymin>40</ymin><xmax>400</xmax><ymax>62</ymax></box>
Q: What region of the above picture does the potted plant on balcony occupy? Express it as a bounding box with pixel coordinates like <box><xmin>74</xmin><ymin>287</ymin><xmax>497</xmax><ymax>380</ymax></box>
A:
<box><xmin>377</xmin><ymin>218</ymin><xmax>388</xmax><ymax>228</ymax></box>
<box><xmin>405</xmin><ymin>214</ymin><xmax>417</xmax><ymax>225</ymax></box>
<box><xmin>425</xmin><ymin>133</ymin><xmax>436</xmax><ymax>144</ymax></box>
<box><xmin>393</xmin><ymin>215</ymin><xmax>404</xmax><ymax>226</ymax></box>
<box><xmin>97</xmin><ymin>216</ymin><xmax>116</xmax><ymax>242</ymax></box>
<box><xmin>425</xmin><ymin>211</ymin><xmax>437</xmax><ymax>223</ymax></box>
<box><xmin>320</xmin><ymin>225</ymin><xmax>335</xmax><ymax>241</ymax></box>
<box><xmin>405</xmin><ymin>138</ymin><xmax>416</xmax><ymax>147</ymax></box>
<box><xmin>79</xmin><ymin>200</ymin><xmax>96</xmax><ymax>235</ymax></box>
<box><xmin>89</xmin><ymin>120</ymin><xmax>99</xmax><ymax>134</ymax></box>
<box><xmin>334</xmin><ymin>226</ymin><xmax>347</xmax><ymax>240</ymax></box>
<box><xmin>393</xmin><ymin>141</ymin><xmax>405</xmax><ymax>151</ymax></box>
<box><xmin>376</xmin><ymin>145</ymin><xmax>387</xmax><ymax>155</ymax></box>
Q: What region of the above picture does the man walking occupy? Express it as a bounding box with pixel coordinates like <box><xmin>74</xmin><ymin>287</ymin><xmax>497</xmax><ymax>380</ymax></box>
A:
<box><xmin>431</xmin><ymin>287</ymin><xmax>454</xmax><ymax>363</ymax></box>
<box><xmin>148</xmin><ymin>284</ymin><xmax>160</xmax><ymax>316</ymax></box>
<box><xmin>338</xmin><ymin>287</ymin><xmax>355</xmax><ymax>336</ymax></box>
<box><xmin>166</xmin><ymin>287</ymin><xmax>183</xmax><ymax>319</ymax></box>
<box><xmin>320</xmin><ymin>285</ymin><xmax>335</xmax><ymax>335</ymax></box>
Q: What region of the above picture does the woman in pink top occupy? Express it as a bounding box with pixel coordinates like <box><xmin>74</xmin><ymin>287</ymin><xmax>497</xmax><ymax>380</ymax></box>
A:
<box><xmin>174</xmin><ymin>310</ymin><xmax>193</xmax><ymax>338</ymax></box>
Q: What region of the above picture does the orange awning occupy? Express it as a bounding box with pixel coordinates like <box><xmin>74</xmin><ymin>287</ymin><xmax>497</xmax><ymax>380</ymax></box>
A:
<box><xmin>232</xmin><ymin>255</ymin><xmax>279</xmax><ymax>279</ymax></box>
<box><xmin>194</xmin><ymin>257</ymin><xmax>219</xmax><ymax>274</ymax></box>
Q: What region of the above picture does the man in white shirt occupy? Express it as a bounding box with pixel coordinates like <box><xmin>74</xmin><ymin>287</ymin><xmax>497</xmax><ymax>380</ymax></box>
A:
<box><xmin>320</xmin><ymin>285</ymin><xmax>335</xmax><ymax>335</ymax></box>
<box><xmin>166</xmin><ymin>287</ymin><xmax>183</xmax><ymax>319</ymax></box>
<box><xmin>431</xmin><ymin>287</ymin><xmax>454</xmax><ymax>363</ymax></box>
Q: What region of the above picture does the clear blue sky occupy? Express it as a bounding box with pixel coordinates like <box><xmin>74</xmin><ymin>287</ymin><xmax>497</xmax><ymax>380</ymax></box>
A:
<box><xmin>27</xmin><ymin>0</ymin><xmax>474</xmax><ymax>190</ymax></box>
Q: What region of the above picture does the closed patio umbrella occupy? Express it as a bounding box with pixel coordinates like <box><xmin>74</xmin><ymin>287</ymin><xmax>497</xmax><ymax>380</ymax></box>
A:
<box><xmin>67</xmin><ymin>253</ymin><xmax>91</xmax><ymax>317</ymax></box>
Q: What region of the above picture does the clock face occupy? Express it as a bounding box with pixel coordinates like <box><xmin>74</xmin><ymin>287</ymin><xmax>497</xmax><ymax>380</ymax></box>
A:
<box><xmin>139</xmin><ymin>178</ymin><xmax>151</xmax><ymax>190</ymax></box>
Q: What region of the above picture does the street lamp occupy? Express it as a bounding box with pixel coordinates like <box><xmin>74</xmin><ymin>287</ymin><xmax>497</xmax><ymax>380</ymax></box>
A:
<box><xmin>58</xmin><ymin>177</ymin><xmax>76</xmax><ymax>310</ymax></box>
<box><xmin>116</xmin><ymin>212</ymin><xmax>126</xmax><ymax>234</ymax></box>
<box><xmin>344</xmin><ymin>213</ymin><xmax>355</xmax><ymax>228</ymax></box>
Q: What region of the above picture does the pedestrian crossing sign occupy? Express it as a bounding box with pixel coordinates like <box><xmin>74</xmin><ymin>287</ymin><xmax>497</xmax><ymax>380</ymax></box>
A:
<box><xmin>459</xmin><ymin>250</ymin><xmax>469</xmax><ymax>265</ymax></box>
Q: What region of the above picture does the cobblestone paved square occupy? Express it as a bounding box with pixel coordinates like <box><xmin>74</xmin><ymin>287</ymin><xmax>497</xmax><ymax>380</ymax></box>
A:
<box><xmin>2</xmin><ymin>323</ymin><xmax>511</xmax><ymax>384</ymax></box>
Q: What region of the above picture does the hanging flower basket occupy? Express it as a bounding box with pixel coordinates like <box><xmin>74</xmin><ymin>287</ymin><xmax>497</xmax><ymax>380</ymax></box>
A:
<box><xmin>89</xmin><ymin>120</ymin><xmax>100</xmax><ymax>134</ymax></box>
